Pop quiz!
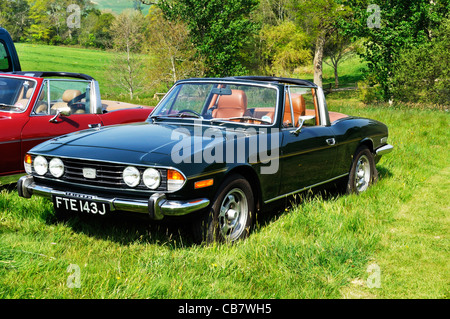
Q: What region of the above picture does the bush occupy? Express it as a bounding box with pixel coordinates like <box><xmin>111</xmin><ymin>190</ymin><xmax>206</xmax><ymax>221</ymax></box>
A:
<box><xmin>358</xmin><ymin>79</ymin><xmax>384</xmax><ymax>104</ymax></box>
<box><xmin>391</xmin><ymin>19</ymin><xmax>450</xmax><ymax>106</ymax></box>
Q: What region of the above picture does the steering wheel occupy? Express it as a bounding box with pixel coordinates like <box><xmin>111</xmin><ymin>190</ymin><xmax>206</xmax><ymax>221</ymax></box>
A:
<box><xmin>67</xmin><ymin>92</ymin><xmax>86</xmax><ymax>107</ymax></box>
<box><xmin>178</xmin><ymin>109</ymin><xmax>203</xmax><ymax>119</ymax></box>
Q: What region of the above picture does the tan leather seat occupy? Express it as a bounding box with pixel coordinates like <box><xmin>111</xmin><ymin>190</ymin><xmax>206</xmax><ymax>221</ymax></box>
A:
<box><xmin>35</xmin><ymin>102</ymin><xmax>48</xmax><ymax>114</ymax></box>
<box><xmin>329</xmin><ymin>111</ymin><xmax>348</xmax><ymax>122</ymax></box>
<box><xmin>14</xmin><ymin>98</ymin><xmax>29</xmax><ymax>109</ymax></box>
<box><xmin>266</xmin><ymin>93</ymin><xmax>305</xmax><ymax>126</ymax></box>
<box><xmin>14</xmin><ymin>88</ymin><xmax>35</xmax><ymax>110</ymax></box>
<box><xmin>212</xmin><ymin>90</ymin><xmax>247</xmax><ymax>119</ymax></box>
<box><xmin>283</xmin><ymin>93</ymin><xmax>305</xmax><ymax>127</ymax></box>
<box><xmin>33</xmin><ymin>89</ymin><xmax>49</xmax><ymax>114</ymax></box>
<box><xmin>51</xmin><ymin>89</ymin><xmax>82</xmax><ymax>114</ymax></box>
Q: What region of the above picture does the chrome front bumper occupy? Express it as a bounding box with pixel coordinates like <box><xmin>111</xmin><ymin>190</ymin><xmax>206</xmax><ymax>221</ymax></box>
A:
<box><xmin>375</xmin><ymin>144</ymin><xmax>394</xmax><ymax>156</ymax></box>
<box><xmin>17</xmin><ymin>175</ymin><xmax>210</xmax><ymax>220</ymax></box>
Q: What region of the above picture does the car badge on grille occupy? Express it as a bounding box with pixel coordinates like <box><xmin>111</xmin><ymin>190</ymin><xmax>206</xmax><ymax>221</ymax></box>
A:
<box><xmin>83</xmin><ymin>168</ymin><xmax>97</xmax><ymax>179</ymax></box>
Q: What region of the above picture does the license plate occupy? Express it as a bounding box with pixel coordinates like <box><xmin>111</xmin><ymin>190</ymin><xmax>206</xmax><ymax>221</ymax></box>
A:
<box><xmin>53</xmin><ymin>195</ymin><xmax>110</xmax><ymax>215</ymax></box>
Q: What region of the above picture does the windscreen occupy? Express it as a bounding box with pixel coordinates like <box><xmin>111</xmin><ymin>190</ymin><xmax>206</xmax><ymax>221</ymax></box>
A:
<box><xmin>151</xmin><ymin>82</ymin><xmax>278</xmax><ymax>125</ymax></box>
<box><xmin>0</xmin><ymin>76</ymin><xmax>36</xmax><ymax>112</ymax></box>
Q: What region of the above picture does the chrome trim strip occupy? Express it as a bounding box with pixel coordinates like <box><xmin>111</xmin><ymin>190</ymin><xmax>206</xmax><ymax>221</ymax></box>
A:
<box><xmin>187</xmin><ymin>167</ymin><xmax>228</xmax><ymax>180</ymax></box>
<box><xmin>153</xmin><ymin>80</ymin><xmax>281</xmax><ymax>128</ymax></box>
<box><xmin>264</xmin><ymin>173</ymin><xmax>349</xmax><ymax>204</ymax></box>
<box><xmin>278</xmin><ymin>143</ymin><xmax>334</xmax><ymax>160</ymax></box>
<box><xmin>0</xmin><ymin>136</ymin><xmax>56</xmax><ymax>146</ymax></box>
<box><xmin>0</xmin><ymin>139</ymin><xmax>19</xmax><ymax>145</ymax></box>
<box><xmin>0</xmin><ymin>76</ymin><xmax>38</xmax><ymax>114</ymax></box>
<box><xmin>91</xmin><ymin>80</ymin><xmax>102</xmax><ymax>114</ymax></box>
<box><xmin>316</xmin><ymin>86</ymin><xmax>329</xmax><ymax>126</ymax></box>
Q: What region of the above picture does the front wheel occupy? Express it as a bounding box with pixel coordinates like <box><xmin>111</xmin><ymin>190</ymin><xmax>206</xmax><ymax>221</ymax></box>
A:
<box><xmin>346</xmin><ymin>146</ymin><xmax>378</xmax><ymax>194</ymax></box>
<box><xmin>192</xmin><ymin>174</ymin><xmax>255</xmax><ymax>244</ymax></box>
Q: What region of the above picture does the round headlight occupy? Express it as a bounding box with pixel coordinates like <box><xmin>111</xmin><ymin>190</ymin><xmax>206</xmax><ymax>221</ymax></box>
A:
<box><xmin>34</xmin><ymin>156</ymin><xmax>48</xmax><ymax>176</ymax></box>
<box><xmin>123</xmin><ymin>166</ymin><xmax>140</xmax><ymax>187</ymax></box>
<box><xmin>49</xmin><ymin>158</ymin><xmax>64</xmax><ymax>178</ymax></box>
<box><xmin>143</xmin><ymin>168</ymin><xmax>161</xmax><ymax>189</ymax></box>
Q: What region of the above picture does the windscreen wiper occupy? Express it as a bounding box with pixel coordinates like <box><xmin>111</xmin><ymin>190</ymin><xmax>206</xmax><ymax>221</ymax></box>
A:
<box><xmin>211</xmin><ymin>116</ymin><xmax>272</xmax><ymax>125</ymax></box>
<box><xmin>151</xmin><ymin>112</ymin><xmax>202</xmax><ymax>121</ymax></box>
<box><xmin>0</xmin><ymin>103</ymin><xmax>18</xmax><ymax>109</ymax></box>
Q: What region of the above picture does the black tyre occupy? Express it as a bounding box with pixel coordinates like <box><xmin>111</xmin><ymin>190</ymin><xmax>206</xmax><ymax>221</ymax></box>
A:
<box><xmin>192</xmin><ymin>174</ymin><xmax>255</xmax><ymax>244</ymax></box>
<box><xmin>346</xmin><ymin>146</ymin><xmax>378</xmax><ymax>194</ymax></box>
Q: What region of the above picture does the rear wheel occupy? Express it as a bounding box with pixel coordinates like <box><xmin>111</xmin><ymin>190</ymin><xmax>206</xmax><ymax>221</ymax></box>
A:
<box><xmin>347</xmin><ymin>146</ymin><xmax>378</xmax><ymax>194</ymax></box>
<box><xmin>192</xmin><ymin>174</ymin><xmax>255</xmax><ymax>244</ymax></box>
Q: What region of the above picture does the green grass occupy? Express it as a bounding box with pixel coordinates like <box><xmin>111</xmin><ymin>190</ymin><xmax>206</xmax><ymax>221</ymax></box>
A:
<box><xmin>294</xmin><ymin>54</ymin><xmax>368</xmax><ymax>88</ymax></box>
<box><xmin>93</xmin><ymin>0</ymin><xmax>151</xmax><ymax>14</ymax></box>
<box><xmin>1</xmin><ymin>92</ymin><xmax>448</xmax><ymax>298</ymax></box>
<box><xmin>2</xmin><ymin>44</ymin><xmax>449</xmax><ymax>299</ymax></box>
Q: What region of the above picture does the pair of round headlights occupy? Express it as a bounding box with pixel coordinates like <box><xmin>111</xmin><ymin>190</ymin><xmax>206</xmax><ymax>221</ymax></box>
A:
<box><xmin>122</xmin><ymin>166</ymin><xmax>161</xmax><ymax>189</ymax></box>
<box><xmin>32</xmin><ymin>156</ymin><xmax>64</xmax><ymax>178</ymax></box>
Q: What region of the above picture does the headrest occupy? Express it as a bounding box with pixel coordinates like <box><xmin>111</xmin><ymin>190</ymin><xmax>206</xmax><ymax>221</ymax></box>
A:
<box><xmin>216</xmin><ymin>90</ymin><xmax>247</xmax><ymax>111</ymax></box>
<box><xmin>26</xmin><ymin>89</ymin><xmax>33</xmax><ymax>99</ymax></box>
<box><xmin>212</xmin><ymin>89</ymin><xmax>248</xmax><ymax>119</ymax></box>
<box><xmin>62</xmin><ymin>90</ymin><xmax>82</xmax><ymax>103</ymax></box>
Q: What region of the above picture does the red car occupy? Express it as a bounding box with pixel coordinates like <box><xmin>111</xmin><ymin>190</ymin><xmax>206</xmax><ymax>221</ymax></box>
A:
<box><xmin>0</xmin><ymin>71</ymin><xmax>153</xmax><ymax>181</ymax></box>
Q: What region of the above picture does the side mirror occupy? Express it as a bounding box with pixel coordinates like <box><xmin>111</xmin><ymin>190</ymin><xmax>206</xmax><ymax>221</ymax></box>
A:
<box><xmin>290</xmin><ymin>115</ymin><xmax>315</xmax><ymax>136</ymax></box>
<box><xmin>60</xmin><ymin>109</ymin><xmax>71</xmax><ymax>117</ymax></box>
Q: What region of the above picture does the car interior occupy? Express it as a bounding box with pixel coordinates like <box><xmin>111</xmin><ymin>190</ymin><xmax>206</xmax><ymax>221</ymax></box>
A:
<box><xmin>34</xmin><ymin>80</ymin><xmax>90</xmax><ymax>115</ymax></box>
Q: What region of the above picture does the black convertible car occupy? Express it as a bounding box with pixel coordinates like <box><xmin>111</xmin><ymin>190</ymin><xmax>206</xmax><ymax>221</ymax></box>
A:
<box><xmin>18</xmin><ymin>76</ymin><xmax>393</xmax><ymax>243</ymax></box>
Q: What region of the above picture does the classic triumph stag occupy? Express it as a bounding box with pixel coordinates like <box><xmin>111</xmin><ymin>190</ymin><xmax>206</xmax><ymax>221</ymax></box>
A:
<box><xmin>18</xmin><ymin>76</ymin><xmax>393</xmax><ymax>243</ymax></box>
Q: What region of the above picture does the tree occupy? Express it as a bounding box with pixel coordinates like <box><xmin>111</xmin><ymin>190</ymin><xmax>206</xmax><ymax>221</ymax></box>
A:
<box><xmin>144</xmin><ymin>7</ymin><xmax>202</xmax><ymax>88</ymax></box>
<box><xmin>108</xmin><ymin>10</ymin><xmax>148</xmax><ymax>100</ymax></box>
<box><xmin>391</xmin><ymin>18</ymin><xmax>450</xmax><ymax>105</ymax></box>
<box><xmin>27</xmin><ymin>0</ymin><xmax>52</xmax><ymax>42</ymax></box>
<box><xmin>323</xmin><ymin>32</ymin><xmax>358</xmax><ymax>88</ymax></box>
<box><xmin>141</xmin><ymin>0</ymin><xmax>259</xmax><ymax>77</ymax></box>
<box><xmin>26</xmin><ymin>0</ymin><xmax>95</xmax><ymax>44</ymax></box>
<box><xmin>259</xmin><ymin>20</ymin><xmax>311</xmax><ymax>76</ymax></box>
<box><xmin>294</xmin><ymin>0</ymin><xmax>351</xmax><ymax>87</ymax></box>
<box><xmin>254</xmin><ymin>0</ymin><xmax>295</xmax><ymax>25</ymax></box>
<box><xmin>338</xmin><ymin>0</ymin><xmax>450</xmax><ymax>101</ymax></box>
<box><xmin>91</xmin><ymin>12</ymin><xmax>115</xmax><ymax>49</ymax></box>
<box><xmin>0</xmin><ymin>0</ymin><xmax>31</xmax><ymax>41</ymax></box>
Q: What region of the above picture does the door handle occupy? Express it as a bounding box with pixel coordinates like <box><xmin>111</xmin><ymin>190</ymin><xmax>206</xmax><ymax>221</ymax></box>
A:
<box><xmin>89</xmin><ymin>123</ymin><xmax>102</xmax><ymax>130</ymax></box>
<box><xmin>326</xmin><ymin>138</ymin><xmax>336</xmax><ymax>146</ymax></box>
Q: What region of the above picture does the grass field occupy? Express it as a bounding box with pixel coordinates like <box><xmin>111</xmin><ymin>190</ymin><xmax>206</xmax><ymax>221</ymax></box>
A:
<box><xmin>1</xmin><ymin>44</ymin><xmax>448</xmax><ymax>299</ymax></box>
<box><xmin>93</xmin><ymin>0</ymin><xmax>151</xmax><ymax>14</ymax></box>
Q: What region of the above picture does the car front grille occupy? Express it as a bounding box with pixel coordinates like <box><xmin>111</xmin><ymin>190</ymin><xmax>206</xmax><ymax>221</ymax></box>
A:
<box><xmin>63</xmin><ymin>158</ymin><xmax>123</xmax><ymax>187</ymax></box>
<box><xmin>59</xmin><ymin>158</ymin><xmax>167</xmax><ymax>191</ymax></box>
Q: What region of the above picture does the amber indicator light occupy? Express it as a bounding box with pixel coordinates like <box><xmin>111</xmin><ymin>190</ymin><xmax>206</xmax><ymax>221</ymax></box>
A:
<box><xmin>194</xmin><ymin>179</ymin><xmax>214</xmax><ymax>189</ymax></box>
<box><xmin>167</xmin><ymin>169</ymin><xmax>185</xmax><ymax>181</ymax></box>
<box><xmin>24</xmin><ymin>154</ymin><xmax>32</xmax><ymax>164</ymax></box>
